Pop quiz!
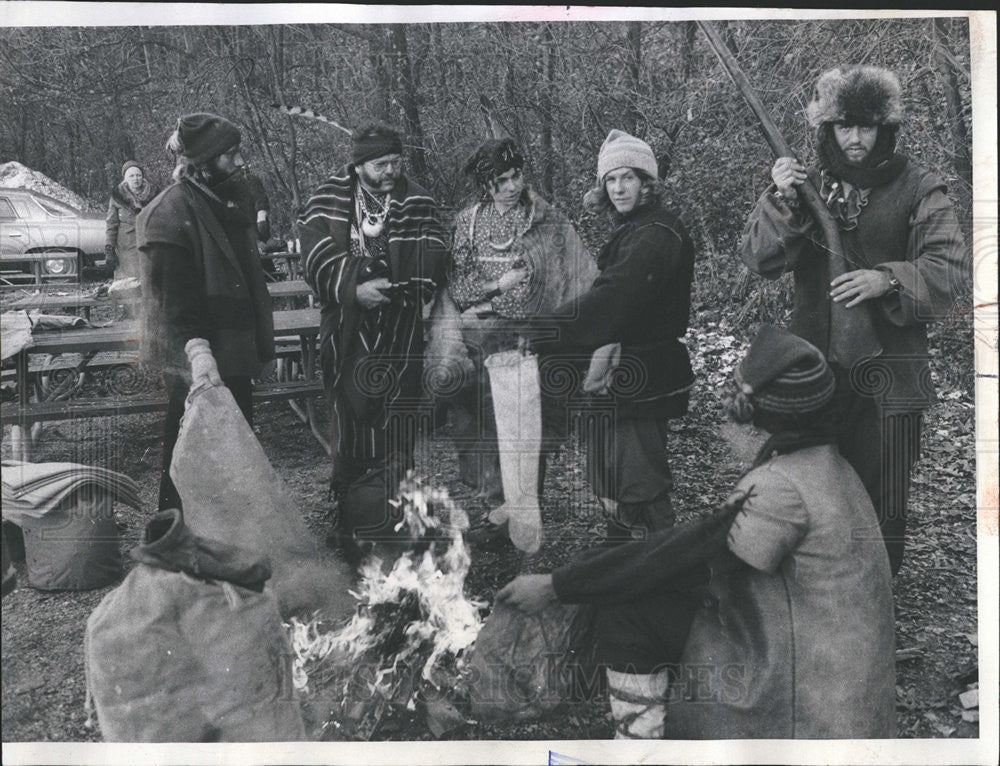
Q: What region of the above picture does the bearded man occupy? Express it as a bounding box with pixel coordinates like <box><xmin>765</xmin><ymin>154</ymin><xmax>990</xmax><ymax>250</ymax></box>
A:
<box><xmin>297</xmin><ymin>123</ymin><xmax>449</xmax><ymax>535</ymax></box>
<box><xmin>740</xmin><ymin>66</ymin><xmax>969</xmax><ymax>575</ymax></box>
<box><xmin>138</xmin><ymin>113</ymin><xmax>275</xmax><ymax>512</ymax></box>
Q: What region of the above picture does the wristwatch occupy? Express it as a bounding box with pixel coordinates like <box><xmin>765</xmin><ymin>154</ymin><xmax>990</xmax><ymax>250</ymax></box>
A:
<box><xmin>773</xmin><ymin>189</ymin><xmax>800</xmax><ymax>209</ymax></box>
<box><xmin>884</xmin><ymin>273</ymin><xmax>901</xmax><ymax>295</ymax></box>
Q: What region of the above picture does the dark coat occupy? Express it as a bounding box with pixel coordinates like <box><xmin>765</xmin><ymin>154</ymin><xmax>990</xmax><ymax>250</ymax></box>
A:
<box><xmin>740</xmin><ymin>160</ymin><xmax>969</xmax><ymax>409</ymax></box>
<box><xmin>137</xmin><ymin>180</ymin><xmax>275</xmax><ymax>378</ymax></box>
<box><xmin>537</xmin><ymin>202</ymin><xmax>695</xmax><ymax>419</ymax></box>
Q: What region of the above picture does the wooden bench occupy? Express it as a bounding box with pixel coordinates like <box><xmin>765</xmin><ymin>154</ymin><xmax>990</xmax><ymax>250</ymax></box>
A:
<box><xmin>2</xmin><ymin>308</ymin><xmax>328</xmax><ymax>459</ymax></box>
<box><xmin>0</xmin><ymin>378</ymin><xmax>325</xmax><ymax>426</ymax></box>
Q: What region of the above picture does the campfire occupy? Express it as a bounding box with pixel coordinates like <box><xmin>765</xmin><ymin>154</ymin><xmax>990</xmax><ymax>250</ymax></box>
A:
<box><xmin>286</xmin><ymin>474</ymin><xmax>487</xmax><ymax>739</ymax></box>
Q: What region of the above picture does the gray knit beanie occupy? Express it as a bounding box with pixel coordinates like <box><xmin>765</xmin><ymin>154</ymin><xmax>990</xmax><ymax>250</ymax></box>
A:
<box><xmin>596</xmin><ymin>129</ymin><xmax>658</xmax><ymax>184</ymax></box>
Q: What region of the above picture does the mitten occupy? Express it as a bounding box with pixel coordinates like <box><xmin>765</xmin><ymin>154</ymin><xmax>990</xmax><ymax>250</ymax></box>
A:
<box><xmin>104</xmin><ymin>244</ymin><xmax>119</xmax><ymax>271</ymax></box>
<box><xmin>184</xmin><ymin>338</ymin><xmax>223</xmax><ymax>387</ymax></box>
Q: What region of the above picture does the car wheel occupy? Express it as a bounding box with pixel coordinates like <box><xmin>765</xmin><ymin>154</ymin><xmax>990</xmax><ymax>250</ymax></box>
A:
<box><xmin>40</xmin><ymin>251</ymin><xmax>81</xmax><ymax>282</ymax></box>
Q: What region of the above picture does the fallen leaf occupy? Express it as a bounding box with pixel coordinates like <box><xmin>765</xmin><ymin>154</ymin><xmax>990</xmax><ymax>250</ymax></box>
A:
<box><xmin>961</xmin><ymin>710</ymin><xmax>979</xmax><ymax>723</ymax></box>
<box><xmin>933</xmin><ymin>723</ymin><xmax>956</xmax><ymax>737</ymax></box>
<box><xmin>958</xmin><ymin>689</ymin><xmax>978</xmax><ymax>709</ymax></box>
<box><xmin>14</xmin><ymin>678</ymin><xmax>46</xmax><ymax>694</ymax></box>
<box><xmin>895</xmin><ymin>647</ymin><xmax>923</xmax><ymax>662</ymax></box>
<box><xmin>424</xmin><ymin>695</ymin><xmax>465</xmax><ymax>739</ymax></box>
<box><xmin>965</xmin><ymin>633</ymin><xmax>978</xmax><ymax>646</ymax></box>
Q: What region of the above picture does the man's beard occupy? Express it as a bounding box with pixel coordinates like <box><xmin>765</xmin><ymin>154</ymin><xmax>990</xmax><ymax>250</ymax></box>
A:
<box><xmin>205</xmin><ymin>164</ymin><xmax>248</xmax><ymax>203</ymax></box>
<box><xmin>357</xmin><ymin>165</ymin><xmax>398</xmax><ymax>193</ymax></box>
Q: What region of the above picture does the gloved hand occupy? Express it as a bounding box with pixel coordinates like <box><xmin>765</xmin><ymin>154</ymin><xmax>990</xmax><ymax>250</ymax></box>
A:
<box><xmin>104</xmin><ymin>244</ymin><xmax>119</xmax><ymax>271</ymax></box>
<box><xmin>184</xmin><ymin>338</ymin><xmax>223</xmax><ymax>387</ymax></box>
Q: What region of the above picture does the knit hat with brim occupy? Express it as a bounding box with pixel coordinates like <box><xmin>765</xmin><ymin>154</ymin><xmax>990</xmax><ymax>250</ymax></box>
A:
<box><xmin>121</xmin><ymin>160</ymin><xmax>141</xmax><ymax>177</ymax></box>
<box><xmin>806</xmin><ymin>66</ymin><xmax>904</xmax><ymax>128</ymax></box>
<box><xmin>734</xmin><ymin>325</ymin><xmax>835</xmax><ymax>415</ymax></box>
<box><xmin>176</xmin><ymin>113</ymin><xmax>241</xmax><ymax>165</ymax></box>
<box><xmin>596</xmin><ymin>129</ymin><xmax>658</xmax><ymax>184</ymax></box>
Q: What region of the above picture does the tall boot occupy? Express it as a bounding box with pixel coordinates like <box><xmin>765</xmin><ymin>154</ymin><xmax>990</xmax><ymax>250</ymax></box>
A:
<box><xmin>484</xmin><ymin>350</ymin><xmax>543</xmax><ymax>553</ymax></box>
<box><xmin>605</xmin><ymin>668</ymin><xmax>670</xmax><ymax>739</ymax></box>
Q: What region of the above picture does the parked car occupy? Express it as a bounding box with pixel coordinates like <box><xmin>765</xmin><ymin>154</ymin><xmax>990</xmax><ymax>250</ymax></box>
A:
<box><xmin>0</xmin><ymin>187</ymin><xmax>106</xmax><ymax>284</ymax></box>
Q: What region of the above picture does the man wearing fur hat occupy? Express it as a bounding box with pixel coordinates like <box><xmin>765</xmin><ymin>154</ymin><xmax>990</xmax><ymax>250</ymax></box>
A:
<box><xmin>139</xmin><ymin>113</ymin><xmax>275</xmax><ymax>511</ymax></box>
<box><xmin>741</xmin><ymin>66</ymin><xmax>969</xmax><ymax>575</ymax></box>
<box><xmin>297</xmin><ymin>123</ymin><xmax>449</xmax><ymax>538</ymax></box>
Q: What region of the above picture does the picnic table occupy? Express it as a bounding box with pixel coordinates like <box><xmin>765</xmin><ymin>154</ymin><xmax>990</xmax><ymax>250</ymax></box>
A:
<box><xmin>261</xmin><ymin>248</ymin><xmax>302</xmax><ymax>279</ymax></box>
<box><xmin>0</xmin><ymin>279</ymin><xmax>313</xmax><ymax>315</ymax></box>
<box><xmin>1</xmin><ymin>308</ymin><xmax>327</xmax><ymax>461</ymax></box>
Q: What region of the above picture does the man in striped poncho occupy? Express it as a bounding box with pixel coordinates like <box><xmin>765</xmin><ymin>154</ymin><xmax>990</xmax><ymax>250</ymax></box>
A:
<box><xmin>297</xmin><ymin>123</ymin><xmax>450</xmax><ymax>527</ymax></box>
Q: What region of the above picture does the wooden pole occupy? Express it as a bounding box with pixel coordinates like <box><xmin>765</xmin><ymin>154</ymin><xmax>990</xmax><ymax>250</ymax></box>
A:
<box><xmin>696</xmin><ymin>20</ymin><xmax>882</xmax><ymax>365</ymax></box>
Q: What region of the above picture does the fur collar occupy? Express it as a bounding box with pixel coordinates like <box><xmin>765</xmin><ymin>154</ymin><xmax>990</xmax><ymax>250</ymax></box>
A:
<box><xmin>111</xmin><ymin>180</ymin><xmax>156</xmax><ymax>211</ymax></box>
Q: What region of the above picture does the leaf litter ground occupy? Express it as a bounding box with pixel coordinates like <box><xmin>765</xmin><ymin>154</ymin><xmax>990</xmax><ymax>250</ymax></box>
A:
<box><xmin>1</xmin><ymin>310</ymin><xmax>979</xmax><ymax>741</ymax></box>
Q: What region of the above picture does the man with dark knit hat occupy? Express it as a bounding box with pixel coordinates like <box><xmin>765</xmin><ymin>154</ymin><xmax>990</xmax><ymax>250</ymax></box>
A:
<box><xmin>297</xmin><ymin>122</ymin><xmax>449</xmax><ymax>549</ymax></box>
<box><xmin>741</xmin><ymin>65</ymin><xmax>970</xmax><ymax>575</ymax></box>
<box><xmin>499</xmin><ymin>325</ymin><xmax>896</xmax><ymax>739</ymax></box>
<box><xmin>138</xmin><ymin>112</ymin><xmax>275</xmax><ymax>511</ymax></box>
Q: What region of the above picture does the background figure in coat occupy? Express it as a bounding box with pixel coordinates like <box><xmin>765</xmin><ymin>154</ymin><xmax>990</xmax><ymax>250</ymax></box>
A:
<box><xmin>440</xmin><ymin>138</ymin><xmax>597</xmax><ymax>545</ymax></box>
<box><xmin>297</xmin><ymin>123</ymin><xmax>450</xmax><ymax>543</ymax></box>
<box><xmin>740</xmin><ymin>66</ymin><xmax>970</xmax><ymax>575</ymax></box>
<box><xmin>532</xmin><ymin>129</ymin><xmax>695</xmax><ymax>543</ymax></box>
<box><xmin>105</xmin><ymin>160</ymin><xmax>158</xmax><ymax>280</ymax></box>
<box><xmin>498</xmin><ymin>326</ymin><xmax>896</xmax><ymax>740</ymax></box>
<box><xmin>138</xmin><ymin>113</ymin><xmax>275</xmax><ymax>512</ymax></box>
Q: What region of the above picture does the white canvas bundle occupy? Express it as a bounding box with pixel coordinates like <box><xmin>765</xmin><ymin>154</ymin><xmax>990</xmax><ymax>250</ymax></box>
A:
<box><xmin>483</xmin><ymin>349</ymin><xmax>543</xmax><ymax>553</ymax></box>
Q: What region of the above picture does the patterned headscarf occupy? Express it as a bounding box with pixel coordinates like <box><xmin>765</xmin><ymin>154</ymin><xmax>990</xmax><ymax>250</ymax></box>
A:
<box><xmin>463</xmin><ymin>138</ymin><xmax>524</xmax><ymax>188</ymax></box>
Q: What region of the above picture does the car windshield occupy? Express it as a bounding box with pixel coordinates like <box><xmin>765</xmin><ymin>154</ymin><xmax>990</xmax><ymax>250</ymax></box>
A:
<box><xmin>33</xmin><ymin>196</ymin><xmax>78</xmax><ymax>217</ymax></box>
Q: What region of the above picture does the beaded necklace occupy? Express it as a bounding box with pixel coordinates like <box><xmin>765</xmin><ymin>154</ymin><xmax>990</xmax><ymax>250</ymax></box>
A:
<box><xmin>355</xmin><ymin>181</ymin><xmax>390</xmax><ymax>255</ymax></box>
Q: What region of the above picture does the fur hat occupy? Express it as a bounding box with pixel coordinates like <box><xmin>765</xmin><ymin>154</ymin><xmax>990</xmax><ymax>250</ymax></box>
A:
<box><xmin>806</xmin><ymin>66</ymin><xmax>904</xmax><ymax>128</ymax></box>
<box><xmin>596</xmin><ymin>129</ymin><xmax>659</xmax><ymax>184</ymax></box>
<box><xmin>351</xmin><ymin>122</ymin><xmax>403</xmax><ymax>166</ymax></box>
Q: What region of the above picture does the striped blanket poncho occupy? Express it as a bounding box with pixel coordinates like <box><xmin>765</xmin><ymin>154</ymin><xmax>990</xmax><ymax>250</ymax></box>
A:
<box><xmin>297</xmin><ymin>168</ymin><xmax>450</xmax><ymax>484</ymax></box>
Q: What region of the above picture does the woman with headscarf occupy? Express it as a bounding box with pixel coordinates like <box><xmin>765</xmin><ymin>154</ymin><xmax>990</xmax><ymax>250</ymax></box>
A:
<box><xmin>434</xmin><ymin>138</ymin><xmax>596</xmax><ymax>551</ymax></box>
<box><xmin>106</xmin><ymin>160</ymin><xmax>159</xmax><ymax>280</ymax></box>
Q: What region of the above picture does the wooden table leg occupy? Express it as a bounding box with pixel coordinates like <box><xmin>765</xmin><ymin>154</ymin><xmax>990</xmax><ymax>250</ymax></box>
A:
<box><xmin>13</xmin><ymin>349</ymin><xmax>32</xmax><ymax>461</ymax></box>
<box><xmin>300</xmin><ymin>332</ymin><xmax>329</xmax><ymax>455</ymax></box>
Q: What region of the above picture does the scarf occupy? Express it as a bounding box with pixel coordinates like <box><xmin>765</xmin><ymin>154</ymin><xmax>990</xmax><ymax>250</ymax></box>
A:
<box><xmin>752</xmin><ymin>431</ymin><xmax>837</xmax><ymax>469</ymax></box>
<box><xmin>816</xmin><ymin>124</ymin><xmax>908</xmax><ymax>189</ymax></box>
